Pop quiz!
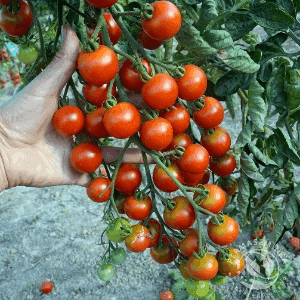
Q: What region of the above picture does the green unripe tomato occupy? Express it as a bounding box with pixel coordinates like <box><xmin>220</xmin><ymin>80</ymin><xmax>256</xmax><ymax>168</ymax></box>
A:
<box><xmin>17</xmin><ymin>44</ymin><xmax>39</xmax><ymax>64</ymax></box>
<box><xmin>186</xmin><ymin>278</ymin><xmax>210</xmax><ymax>298</ymax></box>
<box><xmin>97</xmin><ymin>263</ymin><xmax>115</xmax><ymax>281</ymax></box>
<box><xmin>109</xmin><ymin>247</ymin><xmax>127</xmax><ymax>265</ymax></box>
<box><xmin>202</xmin><ymin>287</ymin><xmax>215</xmax><ymax>299</ymax></box>
<box><xmin>106</xmin><ymin>217</ymin><xmax>132</xmax><ymax>243</ymax></box>
<box><xmin>210</xmin><ymin>273</ymin><xmax>229</xmax><ymax>286</ymax></box>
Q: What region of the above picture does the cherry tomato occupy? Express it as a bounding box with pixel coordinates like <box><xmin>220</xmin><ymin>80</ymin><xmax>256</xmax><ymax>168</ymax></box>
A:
<box><xmin>194</xmin><ymin>184</ymin><xmax>226</xmax><ymax>214</ymax></box>
<box><xmin>177</xmin><ymin>144</ymin><xmax>209</xmax><ymax>174</ymax></box>
<box><xmin>84</xmin><ymin>107</ymin><xmax>109</xmax><ymax>138</ymax></box>
<box><xmin>0</xmin><ymin>0</ymin><xmax>13</xmax><ymax>5</ymax></box>
<box><xmin>201</xmin><ymin>126</ymin><xmax>231</xmax><ymax>157</ymax></box>
<box><xmin>106</xmin><ymin>217</ymin><xmax>132</xmax><ymax>243</ymax></box>
<box><xmin>124</xmin><ymin>194</ymin><xmax>152</xmax><ymax>220</ymax></box>
<box><xmin>199</xmin><ymin>169</ymin><xmax>210</xmax><ymax>184</ymax></box>
<box><xmin>14</xmin><ymin>73</ymin><xmax>20</xmax><ymax>79</ymax></box>
<box><xmin>163</xmin><ymin>133</ymin><xmax>193</xmax><ymax>152</ymax></box>
<box><xmin>115</xmin><ymin>195</ymin><xmax>126</xmax><ymax>214</ymax></box>
<box><xmin>138</xmin><ymin>29</ymin><xmax>163</xmax><ymax>50</ymax></box>
<box><xmin>77</xmin><ymin>45</ymin><xmax>118</xmax><ymax>87</ymax></box>
<box><xmin>52</xmin><ymin>105</ymin><xmax>84</xmax><ymax>137</ymax></box>
<box><xmin>40</xmin><ymin>281</ymin><xmax>53</xmax><ymax>294</ymax></box>
<box><xmin>82</xmin><ymin>82</ymin><xmax>116</xmax><ymax>107</ymax></box>
<box><xmin>176</xmin><ymin>65</ymin><xmax>207</xmax><ymax>101</ymax></box>
<box><xmin>141</xmin><ymin>218</ymin><xmax>162</xmax><ymax>248</ymax></box>
<box><xmin>185</xmin><ymin>278</ymin><xmax>210</xmax><ymax>298</ymax></box>
<box><xmin>119</xmin><ymin>58</ymin><xmax>151</xmax><ymax>92</ymax></box>
<box><xmin>87</xmin><ymin>13</ymin><xmax>121</xmax><ymax>45</ymax></box>
<box><xmin>17</xmin><ymin>44</ymin><xmax>38</xmax><ymax>64</ymax></box>
<box><xmin>97</xmin><ymin>263</ymin><xmax>115</xmax><ymax>281</ymax></box>
<box><xmin>218</xmin><ymin>176</ymin><xmax>238</xmax><ymax>196</ymax></box>
<box><xmin>251</xmin><ymin>229</ymin><xmax>264</xmax><ymax>240</ymax></box>
<box><xmin>150</xmin><ymin>235</ymin><xmax>178</xmax><ymax>264</ymax></box>
<box><xmin>159</xmin><ymin>103</ymin><xmax>190</xmax><ymax>135</ymax></box>
<box><xmin>86</xmin><ymin>177</ymin><xmax>112</xmax><ymax>203</ymax></box>
<box><xmin>103</xmin><ymin>102</ymin><xmax>141</xmax><ymax>139</ymax></box>
<box><xmin>160</xmin><ymin>290</ymin><xmax>174</xmax><ymax>300</ymax></box>
<box><xmin>163</xmin><ymin>196</ymin><xmax>196</xmax><ymax>230</ymax></box>
<box><xmin>109</xmin><ymin>247</ymin><xmax>127</xmax><ymax>265</ymax></box>
<box><xmin>179</xmin><ymin>261</ymin><xmax>191</xmax><ymax>279</ymax></box>
<box><xmin>193</xmin><ymin>96</ymin><xmax>224</xmax><ymax>130</ymax></box>
<box><xmin>85</xmin><ymin>0</ymin><xmax>118</xmax><ymax>9</ymax></box>
<box><xmin>187</xmin><ymin>253</ymin><xmax>219</xmax><ymax>280</ymax></box>
<box><xmin>179</xmin><ymin>228</ymin><xmax>199</xmax><ymax>258</ymax></box>
<box><xmin>3</xmin><ymin>54</ymin><xmax>9</xmax><ymax>61</ymax></box>
<box><xmin>70</xmin><ymin>142</ymin><xmax>102</xmax><ymax>173</ymax></box>
<box><xmin>153</xmin><ymin>162</ymin><xmax>184</xmax><ymax>193</ymax></box>
<box><xmin>0</xmin><ymin>0</ymin><xmax>33</xmax><ymax>37</ymax></box>
<box><xmin>216</xmin><ymin>247</ymin><xmax>245</xmax><ymax>277</ymax></box>
<box><xmin>142</xmin><ymin>73</ymin><xmax>178</xmax><ymax>110</ymax></box>
<box><xmin>210</xmin><ymin>153</ymin><xmax>236</xmax><ymax>177</ymax></box>
<box><xmin>207</xmin><ymin>215</ymin><xmax>239</xmax><ymax>245</ymax></box>
<box><xmin>210</xmin><ymin>273</ymin><xmax>229</xmax><ymax>286</ymax></box>
<box><xmin>183</xmin><ymin>171</ymin><xmax>204</xmax><ymax>187</ymax></box>
<box><xmin>114</xmin><ymin>163</ymin><xmax>142</xmax><ymax>194</ymax></box>
<box><xmin>125</xmin><ymin>224</ymin><xmax>151</xmax><ymax>252</ymax></box>
<box><xmin>140</xmin><ymin>117</ymin><xmax>173</xmax><ymax>150</ymax></box>
<box><xmin>141</xmin><ymin>1</ymin><xmax>181</xmax><ymax>41</ymax></box>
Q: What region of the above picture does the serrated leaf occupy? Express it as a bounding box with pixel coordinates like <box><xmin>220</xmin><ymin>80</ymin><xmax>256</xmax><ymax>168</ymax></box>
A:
<box><xmin>225</xmin><ymin>13</ymin><xmax>256</xmax><ymax>41</ymax></box>
<box><xmin>216</xmin><ymin>45</ymin><xmax>260</xmax><ymax>73</ymax></box>
<box><xmin>235</xmin><ymin>121</ymin><xmax>252</xmax><ymax>148</ymax></box>
<box><xmin>255</xmin><ymin>186</ymin><xmax>273</xmax><ymax>209</ymax></box>
<box><xmin>199</xmin><ymin>0</ymin><xmax>218</xmax><ymax>21</ymax></box>
<box><xmin>276</xmin><ymin>0</ymin><xmax>295</xmax><ymax>16</ymax></box>
<box><xmin>248</xmin><ymin>143</ymin><xmax>278</xmax><ymax>166</ymax></box>
<box><xmin>203</xmin><ymin>30</ymin><xmax>233</xmax><ymax>50</ymax></box>
<box><xmin>248</xmin><ymin>78</ymin><xmax>266</xmax><ymax>132</ymax></box>
<box><xmin>237</xmin><ymin>171</ymin><xmax>251</xmax><ymax>217</ymax></box>
<box><xmin>216</xmin><ymin>0</ymin><xmax>235</xmax><ymax>13</ymax></box>
<box><xmin>240</xmin><ymin>151</ymin><xmax>265</xmax><ymax>182</ymax></box>
<box><xmin>250</xmin><ymin>2</ymin><xmax>295</xmax><ymax>29</ymax></box>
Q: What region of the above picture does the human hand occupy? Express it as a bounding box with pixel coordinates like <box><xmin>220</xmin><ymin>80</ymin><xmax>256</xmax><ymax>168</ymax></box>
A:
<box><xmin>0</xmin><ymin>25</ymin><xmax>153</xmax><ymax>192</ymax></box>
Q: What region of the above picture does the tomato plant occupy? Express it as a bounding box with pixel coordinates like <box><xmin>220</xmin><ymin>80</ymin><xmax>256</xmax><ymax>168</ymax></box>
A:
<box><xmin>141</xmin><ymin>218</ymin><xmax>161</xmax><ymax>248</ymax></box>
<box><xmin>178</xmin><ymin>228</ymin><xmax>199</xmax><ymax>258</ymax></box>
<box><xmin>185</xmin><ymin>278</ymin><xmax>210</xmax><ymax>298</ymax></box>
<box><xmin>162</xmin><ymin>133</ymin><xmax>192</xmax><ymax>152</ymax></box>
<box><xmin>125</xmin><ymin>224</ymin><xmax>150</xmax><ymax>252</ymax></box>
<box><xmin>138</xmin><ymin>29</ymin><xmax>163</xmax><ymax>50</ymax></box>
<box><xmin>97</xmin><ymin>263</ymin><xmax>115</xmax><ymax>281</ymax></box>
<box><xmin>150</xmin><ymin>235</ymin><xmax>178</xmax><ymax>264</ymax></box>
<box><xmin>17</xmin><ymin>44</ymin><xmax>38</xmax><ymax>64</ymax></box>
<box><xmin>124</xmin><ymin>193</ymin><xmax>152</xmax><ymax>221</ymax></box>
<box><xmin>210</xmin><ymin>153</ymin><xmax>236</xmax><ymax>177</ymax></box>
<box><xmin>86</xmin><ymin>177</ymin><xmax>112</xmax><ymax>203</ymax></box>
<box><xmin>106</xmin><ymin>217</ymin><xmax>132</xmax><ymax>243</ymax></box>
<box><xmin>109</xmin><ymin>247</ymin><xmax>127</xmax><ymax>265</ymax></box>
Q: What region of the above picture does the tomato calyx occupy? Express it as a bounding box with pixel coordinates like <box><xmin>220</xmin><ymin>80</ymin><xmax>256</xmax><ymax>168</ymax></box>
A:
<box><xmin>173</xmin><ymin>66</ymin><xmax>186</xmax><ymax>79</ymax></box>
<box><xmin>135</xmin><ymin>190</ymin><xmax>148</xmax><ymax>201</ymax></box>
<box><xmin>218</xmin><ymin>247</ymin><xmax>230</xmax><ymax>261</ymax></box>
<box><xmin>104</xmin><ymin>97</ymin><xmax>118</xmax><ymax>109</ymax></box>
<box><xmin>193</xmin><ymin>97</ymin><xmax>205</xmax><ymax>110</ymax></box>
<box><xmin>211</xmin><ymin>213</ymin><xmax>224</xmax><ymax>226</ymax></box>
<box><xmin>6</xmin><ymin>0</ymin><xmax>21</xmax><ymax>15</ymax></box>
<box><xmin>141</xmin><ymin>3</ymin><xmax>154</xmax><ymax>20</ymax></box>
<box><xmin>203</xmin><ymin>128</ymin><xmax>215</xmax><ymax>135</ymax></box>
<box><xmin>84</xmin><ymin>103</ymin><xmax>97</xmax><ymax>114</ymax></box>
<box><xmin>192</xmin><ymin>185</ymin><xmax>210</xmax><ymax>204</ymax></box>
<box><xmin>142</xmin><ymin>108</ymin><xmax>159</xmax><ymax>120</ymax></box>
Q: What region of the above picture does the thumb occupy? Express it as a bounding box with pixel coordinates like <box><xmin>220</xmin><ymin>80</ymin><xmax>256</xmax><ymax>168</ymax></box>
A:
<box><xmin>27</xmin><ymin>24</ymin><xmax>81</xmax><ymax>98</ymax></box>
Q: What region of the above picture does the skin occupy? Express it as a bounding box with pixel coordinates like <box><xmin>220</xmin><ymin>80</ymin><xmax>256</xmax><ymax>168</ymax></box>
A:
<box><xmin>0</xmin><ymin>25</ymin><xmax>154</xmax><ymax>193</ymax></box>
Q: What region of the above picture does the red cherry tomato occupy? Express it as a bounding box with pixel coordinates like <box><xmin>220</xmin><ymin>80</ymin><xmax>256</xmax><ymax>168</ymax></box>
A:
<box><xmin>3</xmin><ymin>54</ymin><xmax>9</xmax><ymax>61</ymax></box>
<box><xmin>160</xmin><ymin>290</ymin><xmax>174</xmax><ymax>300</ymax></box>
<box><xmin>85</xmin><ymin>0</ymin><xmax>118</xmax><ymax>9</ymax></box>
<box><xmin>176</xmin><ymin>65</ymin><xmax>207</xmax><ymax>101</ymax></box>
<box><xmin>194</xmin><ymin>184</ymin><xmax>226</xmax><ymax>214</ymax></box>
<box><xmin>193</xmin><ymin>96</ymin><xmax>224</xmax><ymax>130</ymax></box>
<box><xmin>82</xmin><ymin>82</ymin><xmax>116</xmax><ymax>107</ymax></box>
<box><xmin>163</xmin><ymin>196</ymin><xmax>196</xmax><ymax>230</ymax></box>
<box><xmin>177</xmin><ymin>144</ymin><xmax>210</xmax><ymax>174</ymax></box>
<box><xmin>84</xmin><ymin>107</ymin><xmax>109</xmax><ymax>138</ymax></box>
<box><xmin>86</xmin><ymin>177</ymin><xmax>112</xmax><ymax>203</ymax></box>
<box><xmin>87</xmin><ymin>13</ymin><xmax>121</xmax><ymax>45</ymax></box>
<box><xmin>140</xmin><ymin>117</ymin><xmax>173</xmax><ymax>150</ymax></box>
<box><xmin>153</xmin><ymin>162</ymin><xmax>184</xmax><ymax>193</ymax></box>
<box><xmin>160</xmin><ymin>103</ymin><xmax>190</xmax><ymax>135</ymax></box>
<box><xmin>119</xmin><ymin>58</ymin><xmax>151</xmax><ymax>92</ymax></box>
<box><xmin>251</xmin><ymin>229</ymin><xmax>264</xmax><ymax>240</ymax></box>
<box><xmin>70</xmin><ymin>142</ymin><xmax>103</xmax><ymax>173</ymax></box>
<box><xmin>163</xmin><ymin>133</ymin><xmax>193</xmax><ymax>152</ymax></box>
<box><xmin>125</xmin><ymin>224</ymin><xmax>150</xmax><ymax>252</ymax></box>
<box><xmin>183</xmin><ymin>171</ymin><xmax>204</xmax><ymax>187</ymax></box>
<box><xmin>142</xmin><ymin>73</ymin><xmax>178</xmax><ymax>110</ymax></box>
<box><xmin>141</xmin><ymin>218</ymin><xmax>162</xmax><ymax>248</ymax></box>
<box><xmin>201</xmin><ymin>126</ymin><xmax>231</xmax><ymax>157</ymax></box>
<box><xmin>150</xmin><ymin>235</ymin><xmax>178</xmax><ymax>264</ymax></box>
<box><xmin>218</xmin><ymin>176</ymin><xmax>238</xmax><ymax>196</ymax></box>
<box><xmin>187</xmin><ymin>253</ymin><xmax>218</xmax><ymax>280</ymax></box>
<box><xmin>207</xmin><ymin>215</ymin><xmax>239</xmax><ymax>245</ymax></box>
<box><xmin>179</xmin><ymin>261</ymin><xmax>191</xmax><ymax>279</ymax></box>
<box><xmin>141</xmin><ymin>1</ymin><xmax>181</xmax><ymax>41</ymax></box>
<box><xmin>77</xmin><ymin>45</ymin><xmax>118</xmax><ymax>87</ymax></box>
<box><xmin>138</xmin><ymin>29</ymin><xmax>163</xmax><ymax>50</ymax></box>
<box><xmin>40</xmin><ymin>281</ymin><xmax>53</xmax><ymax>294</ymax></box>
<box><xmin>178</xmin><ymin>228</ymin><xmax>199</xmax><ymax>258</ymax></box>
<box><xmin>0</xmin><ymin>0</ymin><xmax>33</xmax><ymax>37</ymax></box>
<box><xmin>114</xmin><ymin>163</ymin><xmax>142</xmax><ymax>194</ymax></box>
<box><xmin>103</xmin><ymin>102</ymin><xmax>141</xmax><ymax>139</ymax></box>
<box><xmin>0</xmin><ymin>0</ymin><xmax>13</xmax><ymax>5</ymax></box>
<box><xmin>52</xmin><ymin>105</ymin><xmax>84</xmax><ymax>137</ymax></box>
<box><xmin>199</xmin><ymin>169</ymin><xmax>210</xmax><ymax>184</ymax></box>
<box><xmin>124</xmin><ymin>194</ymin><xmax>152</xmax><ymax>221</ymax></box>
<box><xmin>210</xmin><ymin>153</ymin><xmax>236</xmax><ymax>177</ymax></box>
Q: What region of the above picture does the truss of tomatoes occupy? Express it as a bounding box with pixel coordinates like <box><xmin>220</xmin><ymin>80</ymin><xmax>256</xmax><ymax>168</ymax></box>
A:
<box><xmin>47</xmin><ymin>0</ymin><xmax>243</xmax><ymax>295</ymax></box>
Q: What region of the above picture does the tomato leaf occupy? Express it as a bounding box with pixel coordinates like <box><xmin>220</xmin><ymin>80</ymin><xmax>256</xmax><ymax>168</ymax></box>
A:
<box><xmin>237</xmin><ymin>171</ymin><xmax>251</xmax><ymax>217</ymax></box>
<box><xmin>235</xmin><ymin>121</ymin><xmax>252</xmax><ymax>148</ymax></box>
<box><xmin>249</xmin><ymin>3</ymin><xmax>295</xmax><ymax>29</ymax></box>
<box><xmin>248</xmin><ymin>77</ymin><xmax>267</xmax><ymax>132</ymax></box>
<box><xmin>216</xmin><ymin>45</ymin><xmax>260</xmax><ymax>73</ymax></box>
<box><xmin>226</xmin><ymin>93</ymin><xmax>238</xmax><ymax>119</ymax></box>
<box><xmin>294</xmin><ymin>183</ymin><xmax>300</xmax><ymax>205</ymax></box>
<box><xmin>240</xmin><ymin>151</ymin><xmax>265</xmax><ymax>182</ymax></box>
<box><xmin>283</xmin><ymin>193</ymin><xmax>299</xmax><ymax>228</ymax></box>
<box><xmin>198</xmin><ymin>0</ymin><xmax>218</xmax><ymax>29</ymax></box>
<box><xmin>248</xmin><ymin>143</ymin><xmax>278</xmax><ymax>166</ymax></box>
<box><xmin>255</xmin><ymin>184</ymin><xmax>273</xmax><ymax>209</ymax></box>
<box><xmin>202</xmin><ymin>30</ymin><xmax>233</xmax><ymax>50</ymax></box>
<box><xmin>285</xmin><ymin>83</ymin><xmax>300</xmax><ymax>110</ymax></box>
<box><xmin>225</xmin><ymin>13</ymin><xmax>256</xmax><ymax>41</ymax></box>
<box><xmin>215</xmin><ymin>291</ymin><xmax>225</xmax><ymax>300</ymax></box>
<box><xmin>182</xmin><ymin>0</ymin><xmax>199</xmax><ymax>4</ymax></box>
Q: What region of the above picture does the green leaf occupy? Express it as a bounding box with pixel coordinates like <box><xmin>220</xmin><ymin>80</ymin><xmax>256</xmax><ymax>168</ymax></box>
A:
<box><xmin>270</xmin><ymin>213</ymin><xmax>285</xmax><ymax>246</ymax></box>
<box><xmin>283</xmin><ymin>193</ymin><xmax>299</xmax><ymax>228</ymax></box>
<box><xmin>237</xmin><ymin>171</ymin><xmax>251</xmax><ymax>217</ymax></box>
<box><xmin>176</xmin><ymin>20</ymin><xmax>218</xmax><ymax>56</ymax></box>
<box><xmin>225</xmin><ymin>13</ymin><xmax>256</xmax><ymax>41</ymax></box>
<box><xmin>203</xmin><ymin>30</ymin><xmax>233</xmax><ymax>50</ymax></box>
<box><xmin>215</xmin><ymin>0</ymin><xmax>235</xmax><ymax>13</ymax></box>
<box><xmin>276</xmin><ymin>0</ymin><xmax>295</xmax><ymax>16</ymax></box>
<box><xmin>249</xmin><ymin>3</ymin><xmax>295</xmax><ymax>29</ymax></box>
<box><xmin>198</xmin><ymin>0</ymin><xmax>218</xmax><ymax>31</ymax></box>
<box><xmin>295</xmin><ymin>183</ymin><xmax>300</xmax><ymax>205</ymax></box>
<box><xmin>266</xmin><ymin>63</ymin><xmax>287</xmax><ymax>107</ymax></box>
<box><xmin>285</xmin><ymin>83</ymin><xmax>300</xmax><ymax>110</ymax></box>
<box><xmin>240</xmin><ymin>151</ymin><xmax>265</xmax><ymax>182</ymax></box>
<box><xmin>216</xmin><ymin>45</ymin><xmax>260</xmax><ymax>73</ymax></box>
<box><xmin>226</xmin><ymin>93</ymin><xmax>238</xmax><ymax>119</ymax></box>
<box><xmin>255</xmin><ymin>186</ymin><xmax>273</xmax><ymax>209</ymax></box>
<box><xmin>247</xmin><ymin>78</ymin><xmax>266</xmax><ymax>132</ymax></box>
<box><xmin>182</xmin><ymin>0</ymin><xmax>199</xmax><ymax>4</ymax></box>
<box><xmin>258</xmin><ymin>61</ymin><xmax>273</xmax><ymax>82</ymax></box>
<box><xmin>215</xmin><ymin>291</ymin><xmax>224</xmax><ymax>300</ymax></box>
<box><xmin>215</xmin><ymin>71</ymin><xmax>254</xmax><ymax>96</ymax></box>
<box><xmin>235</xmin><ymin>121</ymin><xmax>252</xmax><ymax>148</ymax></box>
<box><xmin>248</xmin><ymin>143</ymin><xmax>278</xmax><ymax>166</ymax></box>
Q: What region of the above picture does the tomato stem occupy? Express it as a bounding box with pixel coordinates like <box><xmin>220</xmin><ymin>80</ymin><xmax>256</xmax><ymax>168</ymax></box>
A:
<box><xmin>113</xmin><ymin>10</ymin><xmax>141</xmax><ymax>17</ymax></box>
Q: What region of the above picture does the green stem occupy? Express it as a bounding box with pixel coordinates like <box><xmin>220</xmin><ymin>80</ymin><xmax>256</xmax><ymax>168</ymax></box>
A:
<box><xmin>78</xmin><ymin>0</ymin><xmax>89</xmax><ymax>47</ymax></box>
<box><xmin>287</xmin><ymin>30</ymin><xmax>300</xmax><ymax>48</ymax></box>
<box><xmin>63</xmin><ymin>0</ymin><xmax>91</xmax><ymax>19</ymax></box>
<box><xmin>111</xmin><ymin>46</ymin><xmax>135</xmax><ymax>61</ymax></box>
<box><xmin>25</xmin><ymin>55</ymin><xmax>42</xmax><ymax>82</ymax></box>
<box><xmin>178</xmin><ymin>0</ymin><xmax>199</xmax><ymax>23</ymax></box>
<box><xmin>113</xmin><ymin>10</ymin><xmax>141</xmax><ymax>17</ymax></box>
<box><xmin>69</xmin><ymin>78</ymin><xmax>85</xmax><ymax>111</ymax></box>
<box><xmin>196</xmin><ymin>211</ymin><xmax>206</xmax><ymax>257</ymax></box>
